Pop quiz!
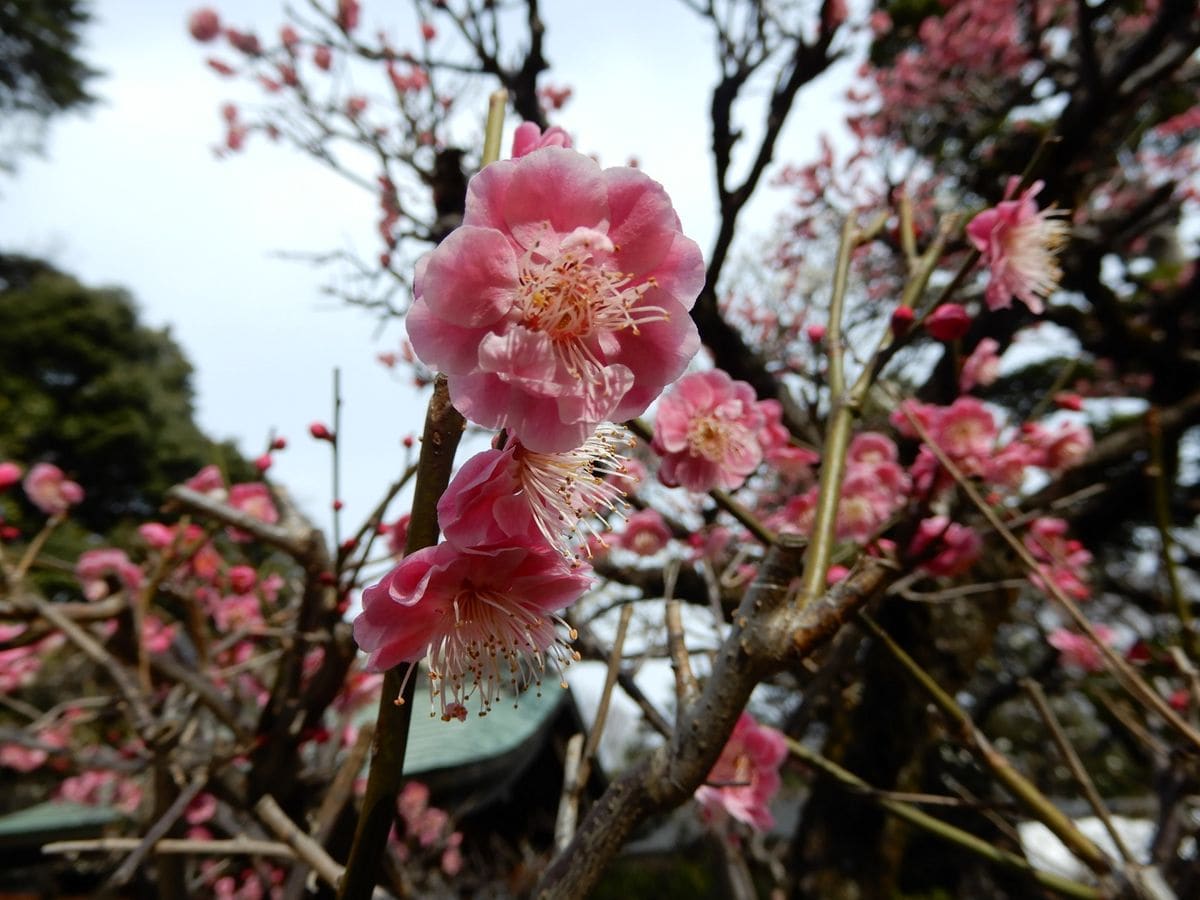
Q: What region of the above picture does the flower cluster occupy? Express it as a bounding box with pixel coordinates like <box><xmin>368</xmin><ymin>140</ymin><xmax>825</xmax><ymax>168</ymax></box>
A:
<box><xmin>356</xmin><ymin>128</ymin><xmax>705</xmax><ymax>718</ymax></box>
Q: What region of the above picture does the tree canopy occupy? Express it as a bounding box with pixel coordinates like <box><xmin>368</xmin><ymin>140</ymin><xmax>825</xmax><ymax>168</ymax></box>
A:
<box><xmin>0</xmin><ymin>0</ymin><xmax>99</xmax><ymax>169</ymax></box>
<box><xmin>0</xmin><ymin>255</ymin><xmax>249</xmax><ymax>534</ymax></box>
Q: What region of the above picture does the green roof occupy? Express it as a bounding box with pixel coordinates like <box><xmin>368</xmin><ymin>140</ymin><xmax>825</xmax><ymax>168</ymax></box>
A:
<box><xmin>0</xmin><ymin>800</ymin><xmax>123</xmax><ymax>847</ymax></box>
<box><xmin>403</xmin><ymin>682</ymin><xmax>567</xmax><ymax>775</ymax></box>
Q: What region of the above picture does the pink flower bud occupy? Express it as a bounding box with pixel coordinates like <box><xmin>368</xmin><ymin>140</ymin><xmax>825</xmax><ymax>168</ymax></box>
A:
<box><xmin>188</xmin><ymin>8</ymin><xmax>221</xmax><ymax>42</ymax></box>
<box><xmin>254</xmin><ymin>453</ymin><xmax>272</xmax><ymax>473</ymax></box>
<box><xmin>271</xmin><ymin>437</ymin><xmax>288</xmax><ymax>451</ymax></box>
<box><xmin>420</xmin><ymin>22</ymin><xmax>437</xmax><ymax>41</ymax></box>
<box><xmin>309</xmin><ymin>422</ymin><xmax>334</xmax><ymax>441</ymax></box>
<box><xmin>332</xmin><ymin>499</ymin><xmax>344</xmax><ymax>511</ymax></box>
<box><xmin>0</xmin><ymin>462</ymin><xmax>22</xmax><ymax>491</ymax></box>
<box><xmin>926</xmin><ymin>304</ymin><xmax>971</xmax><ymax>341</ymax></box>
<box><xmin>1054</xmin><ymin>392</ymin><xmax>1084</xmax><ymax>411</ymax></box>
<box><xmin>806</xmin><ymin>323</ymin><xmax>826</xmax><ymax>343</ymax></box>
<box><xmin>225</xmin><ymin>28</ymin><xmax>261</xmax><ymax>55</ymax></box>
<box><xmin>228</xmin><ymin>565</ymin><xmax>257</xmax><ymax>594</ymax></box>
<box><xmin>313</xmin><ymin>45</ymin><xmax>333</xmax><ymax>71</ymax></box>
<box><xmin>890</xmin><ymin>305</ymin><xmax>915</xmax><ymax>337</ymax></box>
<box><xmin>280</xmin><ymin>25</ymin><xmax>300</xmax><ymax>52</ymax></box>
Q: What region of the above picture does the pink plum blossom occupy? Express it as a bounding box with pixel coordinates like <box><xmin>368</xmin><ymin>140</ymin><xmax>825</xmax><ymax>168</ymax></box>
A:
<box><xmin>967</xmin><ymin>178</ymin><xmax>1069</xmax><ymax>314</ymax></box>
<box><xmin>353</xmin><ymin>540</ymin><xmax>593</xmax><ymax>718</ymax></box>
<box><xmin>910</xmin><ymin>516</ymin><xmax>982</xmax><ymax>577</ymax></box>
<box><xmin>959</xmin><ymin>337</ymin><xmax>1002</xmax><ymax>392</ymax></box>
<box><xmin>759</xmin><ymin>399</ymin><xmax>820</xmax><ymax>477</ymax></box>
<box><xmin>438</xmin><ymin>425</ymin><xmax>633</xmax><ymax>558</ymax></box>
<box><xmin>1026</xmin><ymin>517</ymin><xmax>1092</xmax><ymax>600</ymax></box>
<box><xmin>695</xmin><ymin>712</ymin><xmax>787</xmax><ymax>832</ymax></box>
<box><xmin>771</xmin><ymin>431</ymin><xmax>907</xmax><ymax>544</ymax></box>
<box><xmin>407</xmin><ymin>146</ymin><xmax>704</xmax><ymax>452</ymax></box>
<box><xmin>512</xmin><ymin>122</ymin><xmax>573</xmax><ymax>158</ymax></box>
<box><xmin>226</xmin><ymin>482</ymin><xmax>279</xmax><ymax>542</ymax></box>
<box><xmin>617</xmin><ymin>508</ymin><xmax>672</xmax><ymax>556</ymax></box>
<box><xmin>652</xmin><ymin>370</ymin><xmax>769</xmax><ymax>493</ymax></box>
<box><xmin>23</xmin><ymin>462</ymin><xmax>84</xmax><ymax>516</ymax></box>
<box><xmin>186</xmin><ymin>464</ymin><xmax>226</xmax><ymax>497</ymax></box>
<box><xmin>1047</xmin><ymin>625</ymin><xmax>1116</xmax><ymax>673</ymax></box>
<box><xmin>75</xmin><ymin>549</ymin><xmax>144</xmax><ymax>601</ymax></box>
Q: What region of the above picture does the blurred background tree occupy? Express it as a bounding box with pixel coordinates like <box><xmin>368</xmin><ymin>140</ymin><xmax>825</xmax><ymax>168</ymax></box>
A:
<box><xmin>0</xmin><ymin>254</ymin><xmax>252</xmax><ymax>537</ymax></box>
<box><xmin>0</xmin><ymin>0</ymin><xmax>99</xmax><ymax>172</ymax></box>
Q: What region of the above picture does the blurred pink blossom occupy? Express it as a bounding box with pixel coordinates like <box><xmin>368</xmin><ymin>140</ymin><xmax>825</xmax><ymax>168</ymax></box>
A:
<box><xmin>23</xmin><ymin>462</ymin><xmax>84</xmax><ymax>516</ymax></box>
<box><xmin>695</xmin><ymin>712</ymin><xmax>787</xmax><ymax>832</ymax></box>
<box><xmin>967</xmin><ymin>178</ymin><xmax>1069</xmax><ymax>313</ymax></box>
<box><xmin>617</xmin><ymin>509</ymin><xmax>672</xmax><ymax>556</ymax></box>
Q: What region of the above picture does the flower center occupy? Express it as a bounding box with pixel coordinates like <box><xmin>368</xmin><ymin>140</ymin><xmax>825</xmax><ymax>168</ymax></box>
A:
<box><xmin>513</xmin><ymin>424</ymin><xmax>636</xmax><ymax>557</ymax></box>
<box><xmin>687</xmin><ymin>416</ymin><xmax>737</xmax><ymax>462</ymax></box>
<box><xmin>423</xmin><ymin>588</ymin><xmax>578</xmax><ymax>720</ymax></box>
<box><xmin>1005</xmin><ymin>213</ymin><xmax>1069</xmax><ymax>299</ymax></box>
<box><xmin>516</xmin><ymin>229</ymin><xmax>669</xmax><ymax>381</ymax></box>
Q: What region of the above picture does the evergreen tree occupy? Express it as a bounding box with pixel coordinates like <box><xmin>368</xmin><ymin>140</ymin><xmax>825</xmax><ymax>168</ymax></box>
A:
<box><xmin>0</xmin><ymin>254</ymin><xmax>250</xmax><ymax>534</ymax></box>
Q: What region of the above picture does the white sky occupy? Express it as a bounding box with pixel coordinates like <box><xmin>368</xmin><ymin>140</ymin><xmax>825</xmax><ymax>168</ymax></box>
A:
<box><xmin>0</xmin><ymin>0</ymin><xmax>855</xmax><ymax>532</ymax></box>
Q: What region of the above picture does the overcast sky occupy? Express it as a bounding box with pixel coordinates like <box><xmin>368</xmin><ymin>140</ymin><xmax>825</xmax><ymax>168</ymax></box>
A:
<box><xmin>0</xmin><ymin>0</ymin><xmax>854</xmax><ymax>532</ymax></box>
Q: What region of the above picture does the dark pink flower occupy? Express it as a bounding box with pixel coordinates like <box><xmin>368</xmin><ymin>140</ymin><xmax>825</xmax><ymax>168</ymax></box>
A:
<box><xmin>386</xmin><ymin>514</ymin><xmax>411</xmax><ymax>557</ymax></box>
<box><xmin>695</xmin><ymin>712</ymin><xmax>787</xmax><ymax>832</ymax></box>
<box><xmin>227</xmin><ymin>565</ymin><xmax>257</xmax><ymax>594</ymax></box>
<box><xmin>23</xmin><ymin>463</ymin><xmax>84</xmax><ymax>516</ymax></box>
<box><xmin>313</xmin><ymin>45</ymin><xmax>333</xmax><ymax>71</ymax></box>
<box><xmin>188</xmin><ymin>8</ymin><xmax>221</xmax><ymax>42</ymax></box>
<box><xmin>186</xmin><ymin>464</ymin><xmax>226</xmax><ymax>497</ymax></box>
<box><xmin>967</xmin><ymin>178</ymin><xmax>1069</xmax><ymax>314</ymax></box>
<box><xmin>652</xmin><ymin>370</ymin><xmax>768</xmax><ymax>492</ymax></box>
<box><xmin>1026</xmin><ymin>517</ymin><xmax>1092</xmax><ymax>600</ymax></box>
<box><xmin>407</xmin><ymin>147</ymin><xmax>704</xmax><ymax>452</ymax></box>
<box><xmin>226</xmin><ymin>483</ymin><xmax>278</xmax><ymax>542</ymax></box>
<box><xmin>353</xmin><ymin>540</ymin><xmax>592</xmax><ymax>718</ymax></box>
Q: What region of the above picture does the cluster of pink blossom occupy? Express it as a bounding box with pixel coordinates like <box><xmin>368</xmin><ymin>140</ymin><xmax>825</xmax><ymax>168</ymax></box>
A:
<box><xmin>393</xmin><ymin>781</ymin><xmax>464</xmax><ymax>876</ymax></box>
<box><xmin>1025</xmin><ymin>517</ymin><xmax>1093</xmax><ymax>601</ymax></box>
<box><xmin>695</xmin><ymin>712</ymin><xmax>788</xmax><ymax>834</ymax></box>
<box><xmin>868</xmin><ymin>0</ymin><xmax>1041</xmax><ymax>141</ymax></box>
<box><xmin>355</xmin><ymin>126</ymin><xmax>706</xmax><ymax>718</ymax></box>
<box><xmin>770</xmin><ymin>432</ymin><xmax>909</xmax><ymax>545</ymax></box>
